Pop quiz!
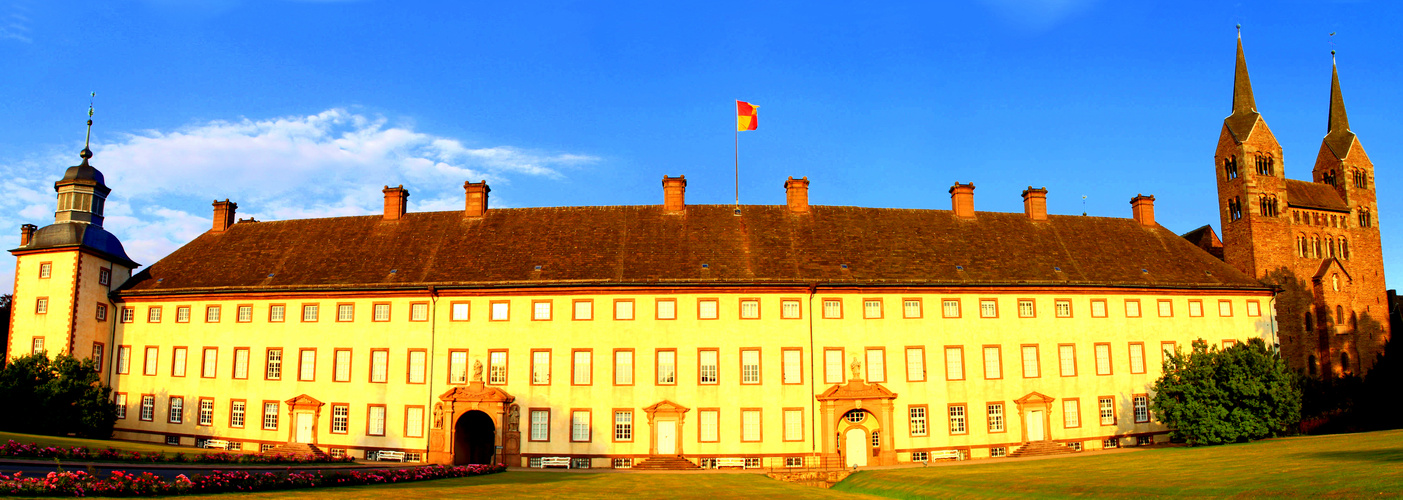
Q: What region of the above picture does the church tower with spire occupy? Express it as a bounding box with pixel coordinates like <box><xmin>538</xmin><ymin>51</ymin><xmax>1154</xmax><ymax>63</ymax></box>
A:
<box><xmin>1213</xmin><ymin>35</ymin><xmax>1389</xmax><ymax>377</ymax></box>
<box><xmin>8</xmin><ymin>102</ymin><xmax>138</xmax><ymax>382</ymax></box>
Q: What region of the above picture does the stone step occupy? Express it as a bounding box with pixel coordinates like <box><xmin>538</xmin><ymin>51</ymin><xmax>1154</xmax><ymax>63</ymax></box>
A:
<box><xmin>1008</xmin><ymin>441</ymin><xmax>1077</xmax><ymax>458</ymax></box>
<box><xmin>263</xmin><ymin>442</ymin><xmax>328</xmax><ymax>459</ymax></box>
<box><xmin>632</xmin><ymin>456</ymin><xmax>700</xmax><ymax>470</ymax></box>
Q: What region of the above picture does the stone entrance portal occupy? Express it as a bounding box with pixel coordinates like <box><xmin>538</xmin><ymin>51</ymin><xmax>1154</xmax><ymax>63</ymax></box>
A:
<box><xmin>283</xmin><ymin>394</ymin><xmax>324</xmax><ymax>445</ymax></box>
<box><xmin>454</xmin><ymin>410</ymin><xmax>497</xmax><ymax>465</ymax></box>
<box><xmin>643</xmin><ymin>400</ymin><xmax>690</xmax><ymax>457</ymax></box>
<box><xmin>428</xmin><ymin>365</ymin><xmax>517</xmax><ymax>466</ymax></box>
<box><xmin>1014</xmin><ymin>392</ymin><xmax>1056</xmax><ymax>444</ymax></box>
<box><xmin>818</xmin><ymin>360</ymin><xmax>897</xmax><ymax>467</ymax></box>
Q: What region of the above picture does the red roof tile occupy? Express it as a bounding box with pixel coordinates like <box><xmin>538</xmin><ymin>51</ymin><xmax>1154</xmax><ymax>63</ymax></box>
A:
<box><xmin>1285</xmin><ymin>179</ymin><xmax>1348</xmax><ymax>212</ymax></box>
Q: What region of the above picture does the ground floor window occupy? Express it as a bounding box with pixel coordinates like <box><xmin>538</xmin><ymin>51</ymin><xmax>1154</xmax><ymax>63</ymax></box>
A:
<box><xmin>570</xmin><ymin>458</ymin><xmax>591</xmax><ymax>469</ymax></box>
<box><xmin>613</xmin><ymin>458</ymin><xmax>632</xmax><ymax>469</ymax></box>
<box><xmin>911</xmin><ymin>451</ymin><xmax>928</xmax><ymax>462</ymax></box>
<box><xmin>990</xmin><ymin>446</ymin><xmax>1007</xmax><ymax>458</ymax></box>
<box><xmin>1103</xmin><ymin>438</ymin><xmax>1119</xmax><ymax>449</ymax></box>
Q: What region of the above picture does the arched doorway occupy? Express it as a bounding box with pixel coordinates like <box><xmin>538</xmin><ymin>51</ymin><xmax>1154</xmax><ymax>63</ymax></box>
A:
<box><xmin>454</xmin><ymin>410</ymin><xmax>496</xmax><ymax>465</ymax></box>
<box><xmin>840</xmin><ymin>409</ymin><xmax>879</xmax><ymax>468</ymax></box>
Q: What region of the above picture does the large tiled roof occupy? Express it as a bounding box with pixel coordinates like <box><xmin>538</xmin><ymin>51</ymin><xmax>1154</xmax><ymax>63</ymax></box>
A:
<box><xmin>1285</xmin><ymin>179</ymin><xmax>1349</xmax><ymax>212</ymax></box>
<box><xmin>117</xmin><ymin>205</ymin><xmax>1265</xmax><ymax>295</ymax></box>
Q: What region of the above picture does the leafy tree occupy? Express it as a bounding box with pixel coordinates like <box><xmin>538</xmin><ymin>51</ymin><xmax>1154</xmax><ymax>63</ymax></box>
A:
<box><xmin>1151</xmin><ymin>338</ymin><xmax>1302</xmax><ymax>445</ymax></box>
<box><xmin>0</xmin><ymin>352</ymin><xmax>116</xmax><ymax>438</ymax></box>
<box><xmin>0</xmin><ymin>294</ymin><xmax>10</xmax><ymax>359</ymax></box>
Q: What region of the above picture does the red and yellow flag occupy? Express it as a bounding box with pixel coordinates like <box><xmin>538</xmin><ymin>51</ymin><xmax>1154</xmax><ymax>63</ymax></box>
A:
<box><xmin>736</xmin><ymin>100</ymin><xmax>758</xmax><ymax>131</ymax></box>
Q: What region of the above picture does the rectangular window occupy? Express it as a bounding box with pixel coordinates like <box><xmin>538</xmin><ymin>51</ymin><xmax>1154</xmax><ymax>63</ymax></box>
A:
<box><xmin>614</xmin><ymin>349</ymin><xmax>633</xmax><ymax>385</ymax></box>
<box><xmin>302</xmin><ymin>304</ymin><xmax>319</xmax><ymax>322</ymax></box>
<box><xmin>299</xmin><ymin>349</ymin><xmax>316</xmax><ymax>381</ymax></box>
<box><xmin>406</xmin><ymin>407</ymin><xmax>425</xmax><ymax>438</ymax></box>
<box><xmin>168</xmin><ymin>396</ymin><xmax>184</xmax><ymax>424</ymax></box>
<box><xmin>863</xmin><ymin>299</ymin><xmax>882</xmax><ymax>319</ymax></box>
<box><xmin>1063</xmin><ymin>399</ymin><xmax>1080</xmax><ymax>428</ymax></box>
<box><xmin>263</xmin><ymin>402</ymin><xmax>279</xmax><ymax>430</ymax></box>
<box><xmin>1055</xmin><ymin>299</ymin><xmax>1072</xmax><ymax>318</ymax></box>
<box><xmin>572</xmin><ymin>350</ymin><xmax>592</xmax><ymax>385</ymax></box>
<box><xmin>903</xmin><ymin>299</ymin><xmax>922</xmax><ymax>319</ymax></box>
<box><xmin>31</xmin><ymin>337</ymin><xmax>44</xmax><ymax>355</ymax></box>
<box><xmin>742</xmin><ymin>349</ymin><xmax>761</xmax><ymax>384</ymax></box>
<box><xmin>39</xmin><ymin>262</ymin><xmax>51</xmax><ymax>278</ymax></box>
<box><xmin>698</xmin><ymin>349</ymin><xmax>718</xmax><ymax>384</ymax></box>
<box><xmin>1223</xmin><ymin>339</ymin><xmax>1238</xmax><ymax>348</ymax></box>
<box><xmin>1157</xmin><ymin>300</ymin><xmax>1173</xmax><ymax>317</ymax></box>
<box><xmin>265</xmin><ymin>348</ymin><xmax>283</xmax><ymax>380</ymax></box>
<box><xmin>92</xmin><ymin>343</ymin><xmax>105</xmax><ymax>370</ymax></box>
<box><xmin>782</xmin><ymin>348</ymin><xmax>802</xmax><ymax>384</ymax></box>
<box><xmin>945</xmin><ymin>347</ymin><xmax>964</xmax><ymax>380</ymax></box>
<box><xmin>115</xmin><ymin>393</ymin><xmax>127</xmax><ymax>419</ymax></box>
<box><xmin>99</xmin><ymin>267</ymin><xmax>111</xmax><ymax>285</ymax></box>
<box><xmin>120</xmin><ymin>307</ymin><xmax>134</xmax><ymax>323</ymax></box>
<box><xmin>948</xmin><ymin>405</ymin><xmax>967</xmax><ymax>434</ymax></box>
<box><xmin>449</xmin><ymin>350</ymin><xmax>467</xmax><ymax>384</ymax></box>
<box><xmin>1018</xmin><ymin>299</ymin><xmax>1035</xmax><ymax>318</ymax></box>
<box><xmin>233</xmin><ymin>348</ymin><xmax>249</xmax><ymax>379</ymax></box>
<box><xmin>905</xmin><ymin>347</ymin><xmax>925</xmax><ymax>382</ymax></box>
<box><xmin>822</xmin><ymin>299</ymin><xmax>842</xmax><ymax>319</ymax></box>
<box><xmin>740</xmin><ymin>299</ymin><xmax>760</xmax><ymax>319</ymax></box>
<box><xmin>1129</xmin><ymin>343</ymin><xmax>1146</xmax><ymax>374</ymax></box>
<box><xmin>982</xmin><ymin>346</ymin><xmax>1002</xmax><ymax>379</ymax></box>
<box><xmin>1094</xmin><ymin>343</ymin><xmax>1112</xmax><ymax>375</ymax></box>
<box><xmin>1247</xmin><ymin>300</ymin><xmax>1261</xmax><ymax>317</ymax></box>
<box><xmin>332</xmin><ymin>405</ymin><xmax>349</xmax><ymax>433</ymax></box>
<box><xmin>531</xmin><ymin>350</ymin><xmax>551</xmax><ymax>385</ymax></box>
<box><xmin>140</xmin><ymin>395</ymin><xmax>155</xmax><ymax>421</ymax></box>
<box><xmin>979</xmin><ymin>299</ymin><xmax>998</xmax><ymax>318</ymax></box>
<box><xmin>335</xmin><ymin>349</ymin><xmax>352</xmax><ymax>382</ymax></box>
<box><xmin>533</xmin><ymin>301</ymin><xmax>552</xmax><ymax>321</ymax></box>
<box><xmin>987</xmin><ymin>403</ymin><xmax>1004</xmax><ymax>433</ymax></box>
<box><xmin>1133</xmin><ymin>395</ymin><xmax>1150</xmax><ymax>423</ymax></box>
<box><xmin>1058</xmin><ymin>344</ymin><xmax>1077</xmax><ymax>377</ymax></box>
<box><xmin>1091</xmin><ymin>299</ymin><xmax>1107</xmax><ymax>318</ymax></box>
<box><xmin>909</xmin><ymin>406</ymin><xmax>928</xmax><ymax>436</ymax></box>
<box><xmin>781</xmin><ymin>299</ymin><xmax>801</xmax><ymax>319</ymax></box>
<box><xmin>1021</xmin><ymin>345</ymin><xmax>1040</xmax><ymax>378</ymax></box>
<box><xmin>699</xmin><ymin>409</ymin><xmax>719</xmax><ymax>442</ymax></box>
<box><xmin>143</xmin><ymin>347</ymin><xmax>159</xmax><ymax>376</ymax></box>
<box><xmin>35</xmin><ymin>297</ymin><xmax>50</xmax><ymax>315</ymax></box>
<box><xmin>206</xmin><ymin>306</ymin><xmax>221</xmax><ymax>323</ymax></box>
<box><xmin>614</xmin><ymin>410</ymin><xmax>633</xmax><ymax>442</ymax></box>
<box><xmin>573</xmin><ymin>300</ymin><xmax>592</xmax><ymax>320</ymax></box>
<box><xmin>489</xmin><ymin>350</ymin><xmax>508</xmax><ymax>384</ymax></box>
<box><xmin>1218</xmin><ymin>300</ymin><xmax>1233</xmax><ymax>317</ymax></box>
<box><xmin>571</xmin><ymin>410</ymin><xmax>591</xmax><ymax>442</ymax></box>
<box><xmin>1161</xmin><ymin>341</ymin><xmax>1177</xmax><ymax>363</ymax></box>
<box><xmin>529</xmin><ymin>409</ymin><xmax>550</xmax><ymax>441</ymax></box>
<box><xmin>198</xmin><ymin>399</ymin><xmax>214</xmax><ymax>426</ymax></box>
<box><xmin>616</xmin><ymin>299</ymin><xmax>636</xmax><ymax>320</ymax></box>
<box><xmin>408</xmin><ymin>350</ymin><xmax>426</xmax><ymax>384</ymax></box>
<box><xmin>368</xmin><ymin>405</ymin><xmax>386</xmax><ymax>436</ymax></box>
<box><xmin>824</xmin><ymin>348</ymin><xmax>844</xmax><ymax>384</ymax></box>
<box><xmin>116</xmin><ymin>346</ymin><xmax>131</xmax><ymax>374</ymax></box>
<box><xmin>230</xmin><ymin>401</ymin><xmax>246</xmax><ymax>428</ymax></box>
<box><xmin>784</xmin><ymin>409</ymin><xmax>803</xmax><ymax>441</ymax></box>
<box><xmin>1099</xmin><ymin>397</ymin><xmax>1116</xmax><ymax>425</ymax></box>
<box><xmin>337</xmin><ymin>304</ymin><xmax>354</xmax><ymax>322</ymax></box>
<box><xmin>269</xmin><ymin>304</ymin><xmax>285</xmax><ymax>322</ymax></box>
<box><xmin>370</xmin><ymin>349</ymin><xmax>388</xmax><ymax>383</ymax></box>
<box><xmin>237</xmin><ymin>305</ymin><xmax>252</xmax><ymax>323</ymax></box>
<box><xmin>741</xmin><ymin>409</ymin><xmax>761</xmax><ymax>442</ymax></box>
<box><xmin>1125</xmin><ymin>300</ymin><xmax>1141</xmax><ymax>318</ymax></box>
<box><xmin>410</xmin><ymin>302</ymin><xmax>428</xmax><ymax>321</ymax></box>
<box><xmin>656</xmin><ymin>349</ymin><xmax>676</xmax><ymax>385</ymax></box>
<box><xmin>148</xmin><ymin>306</ymin><xmax>162</xmax><ymax>323</ymax></box>
<box><xmin>171</xmin><ymin>347</ymin><xmax>187</xmax><ymax>377</ymax></box>
<box><xmin>942</xmin><ymin>299</ymin><xmax>960</xmax><ymax>318</ymax></box>
<box><xmin>378</xmin><ymin>303</ymin><xmax>394</xmax><ymax>322</ymax></box>
<box><xmin>1189</xmin><ymin>300</ymin><xmax>1204</xmax><ymax>317</ymax></box>
<box><xmin>96</xmin><ymin>303</ymin><xmax>108</xmax><ymax>321</ymax></box>
<box><xmin>491</xmin><ymin>301</ymin><xmax>509</xmax><ymax>321</ymax></box>
<box><xmin>656</xmin><ymin>299</ymin><xmax>676</xmax><ymax>320</ymax></box>
<box><xmin>695</xmin><ymin>299</ymin><xmax>715</xmax><ymax>320</ymax></box>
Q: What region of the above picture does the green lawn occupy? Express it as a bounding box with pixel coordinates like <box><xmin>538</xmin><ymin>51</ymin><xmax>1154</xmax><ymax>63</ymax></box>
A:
<box><xmin>0</xmin><ymin>431</ymin><xmax>217</xmax><ymax>457</ymax></box>
<box><xmin>834</xmin><ymin>429</ymin><xmax>1403</xmax><ymax>499</ymax></box>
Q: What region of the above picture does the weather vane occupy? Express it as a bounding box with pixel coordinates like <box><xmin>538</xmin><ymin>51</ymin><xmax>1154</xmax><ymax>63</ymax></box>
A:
<box><xmin>81</xmin><ymin>92</ymin><xmax>95</xmax><ymax>161</ymax></box>
<box><xmin>1329</xmin><ymin>32</ymin><xmax>1337</xmax><ymax>61</ymax></box>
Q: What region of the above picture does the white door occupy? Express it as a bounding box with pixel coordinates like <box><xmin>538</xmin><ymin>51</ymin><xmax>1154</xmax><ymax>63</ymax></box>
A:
<box><xmin>844</xmin><ymin>428</ymin><xmax>868</xmax><ymax>467</ymax></box>
<box><xmin>1028</xmin><ymin>410</ymin><xmax>1045</xmax><ymax>441</ymax></box>
<box><xmin>296</xmin><ymin>413</ymin><xmax>313</xmax><ymax>443</ymax></box>
<box><xmin>656</xmin><ymin>420</ymin><xmax>676</xmax><ymax>455</ymax></box>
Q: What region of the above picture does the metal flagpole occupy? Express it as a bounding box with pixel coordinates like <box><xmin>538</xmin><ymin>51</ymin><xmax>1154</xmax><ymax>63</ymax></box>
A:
<box><xmin>735</xmin><ymin>124</ymin><xmax>740</xmax><ymax>209</ymax></box>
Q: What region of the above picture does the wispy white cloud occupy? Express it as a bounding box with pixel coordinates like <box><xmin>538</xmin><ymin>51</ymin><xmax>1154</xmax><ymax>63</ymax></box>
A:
<box><xmin>1</xmin><ymin>1</ymin><xmax>32</xmax><ymax>43</ymax></box>
<box><xmin>0</xmin><ymin>108</ymin><xmax>599</xmax><ymax>293</ymax></box>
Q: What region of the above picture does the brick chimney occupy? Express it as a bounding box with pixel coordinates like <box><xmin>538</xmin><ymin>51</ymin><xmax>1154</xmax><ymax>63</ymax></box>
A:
<box><xmin>1022</xmin><ymin>186</ymin><xmax>1049</xmax><ymax>221</ymax></box>
<box><xmin>19</xmin><ymin>224</ymin><xmax>36</xmax><ymax>246</ymax></box>
<box><xmin>464</xmin><ymin>181</ymin><xmax>490</xmax><ymax>217</ymax></box>
<box><xmin>212</xmin><ymin>199</ymin><xmax>237</xmax><ymax>233</ymax></box>
<box><xmin>1130</xmin><ymin>194</ymin><xmax>1156</xmax><ymax>227</ymax></box>
<box><xmin>383</xmin><ymin>185</ymin><xmax>409</xmax><ymax>220</ymax></box>
<box><xmin>949</xmin><ymin>182</ymin><xmax>975</xmax><ymax>219</ymax></box>
<box><xmin>663</xmin><ymin>175</ymin><xmax>687</xmax><ymax>213</ymax></box>
<box><xmin>784</xmin><ymin>176</ymin><xmax>810</xmax><ymax>214</ymax></box>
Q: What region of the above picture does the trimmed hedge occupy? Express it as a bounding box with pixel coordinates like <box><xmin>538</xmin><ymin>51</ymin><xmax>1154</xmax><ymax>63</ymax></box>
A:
<box><xmin>0</xmin><ymin>463</ymin><xmax>506</xmax><ymax>497</ymax></box>
<box><xmin>0</xmin><ymin>440</ymin><xmax>354</xmax><ymax>465</ymax></box>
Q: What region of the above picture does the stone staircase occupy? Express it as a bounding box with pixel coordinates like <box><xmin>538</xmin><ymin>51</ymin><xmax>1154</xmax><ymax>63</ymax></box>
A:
<box><xmin>263</xmin><ymin>442</ymin><xmax>328</xmax><ymax>459</ymax></box>
<box><xmin>632</xmin><ymin>455</ymin><xmax>701</xmax><ymax>470</ymax></box>
<box><xmin>1009</xmin><ymin>441</ymin><xmax>1078</xmax><ymax>458</ymax></box>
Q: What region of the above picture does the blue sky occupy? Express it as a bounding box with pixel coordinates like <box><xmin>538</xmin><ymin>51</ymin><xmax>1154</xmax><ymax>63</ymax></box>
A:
<box><xmin>1</xmin><ymin>0</ymin><xmax>1400</xmax><ymax>293</ymax></box>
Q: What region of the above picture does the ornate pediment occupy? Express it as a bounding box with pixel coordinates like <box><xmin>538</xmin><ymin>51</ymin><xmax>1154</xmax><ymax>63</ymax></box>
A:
<box><xmin>1014</xmin><ymin>391</ymin><xmax>1056</xmax><ymax>405</ymax></box>
<box><xmin>439</xmin><ymin>381</ymin><xmax>514</xmax><ymax>404</ymax></box>
<box><xmin>817</xmin><ymin>379</ymin><xmax>896</xmax><ymax>401</ymax></box>
<box><xmin>284</xmin><ymin>394</ymin><xmax>324</xmax><ymax>410</ymax></box>
<box><xmin>642</xmin><ymin>399</ymin><xmax>691</xmax><ymax>414</ymax></box>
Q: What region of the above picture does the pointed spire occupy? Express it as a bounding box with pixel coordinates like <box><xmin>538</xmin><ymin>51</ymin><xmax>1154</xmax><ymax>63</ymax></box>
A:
<box><xmin>1232</xmin><ymin>31</ymin><xmax>1257</xmax><ymax>115</ymax></box>
<box><xmin>1328</xmin><ymin>53</ymin><xmax>1350</xmax><ymax>134</ymax></box>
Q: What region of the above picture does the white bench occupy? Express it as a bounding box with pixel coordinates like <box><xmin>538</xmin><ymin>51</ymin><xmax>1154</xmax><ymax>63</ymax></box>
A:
<box><xmin>930</xmin><ymin>450</ymin><xmax>963</xmax><ymax>461</ymax></box>
<box><xmin>202</xmin><ymin>439</ymin><xmax>230</xmax><ymax>450</ymax></box>
<box><xmin>540</xmin><ymin>456</ymin><xmax>571</xmax><ymax>468</ymax></box>
<box><xmin>375</xmin><ymin>450</ymin><xmax>406</xmax><ymax>462</ymax></box>
<box><xmin>714</xmin><ymin>457</ymin><xmax>747</xmax><ymax>469</ymax></box>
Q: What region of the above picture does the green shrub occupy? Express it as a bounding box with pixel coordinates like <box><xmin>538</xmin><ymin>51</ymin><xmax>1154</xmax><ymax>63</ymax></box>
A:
<box><xmin>0</xmin><ymin>353</ymin><xmax>116</xmax><ymax>438</ymax></box>
<box><xmin>1151</xmin><ymin>338</ymin><xmax>1302</xmax><ymax>445</ymax></box>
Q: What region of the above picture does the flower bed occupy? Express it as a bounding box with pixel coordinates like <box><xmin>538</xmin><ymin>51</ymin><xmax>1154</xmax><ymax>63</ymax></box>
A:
<box><xmin>0</xmin><ymin>441</ymin><xmax>354</xmax><ymax>465</ymax></box>
<box><xmin>0</xmin><ymin>463</ymin><xmax>506</xmax><ymax>497</ymax></box>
